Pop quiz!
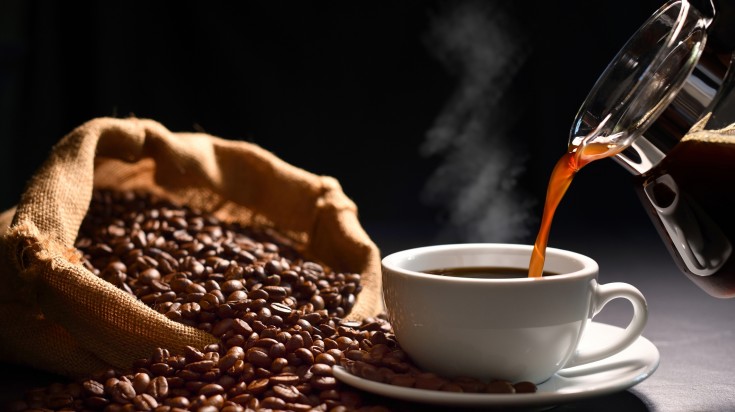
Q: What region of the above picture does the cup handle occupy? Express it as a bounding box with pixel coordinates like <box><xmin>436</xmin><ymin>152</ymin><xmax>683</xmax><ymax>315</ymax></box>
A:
<box><xmin>564</xmin><ymin>281</ymin><xmax>648</xmax><ymax>368</ymax></box>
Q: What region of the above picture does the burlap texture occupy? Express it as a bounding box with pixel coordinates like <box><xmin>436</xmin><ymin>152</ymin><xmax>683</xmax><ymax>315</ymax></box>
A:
<box><xmin>0</xmin><ymin>117</ymin><xmax>382</xmax><ymax>377</ymax></box>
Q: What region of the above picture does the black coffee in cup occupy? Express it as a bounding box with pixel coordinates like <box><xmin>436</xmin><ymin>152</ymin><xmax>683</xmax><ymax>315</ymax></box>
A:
<box><xmin>425</xmin><ymin>267</ymin><xmax>559</xmax><ymax>279</ymax></box>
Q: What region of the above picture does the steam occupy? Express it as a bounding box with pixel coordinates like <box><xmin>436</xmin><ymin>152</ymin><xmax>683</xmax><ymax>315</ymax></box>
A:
<box><xmin>422</xmin><ymin>1</ymin><xmax>534</xmax><ymax>243</ymax></box>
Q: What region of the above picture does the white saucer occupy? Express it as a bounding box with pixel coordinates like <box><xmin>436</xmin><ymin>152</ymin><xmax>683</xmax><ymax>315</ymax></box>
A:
<box><xmin>333</xmin><ymin>321</ymin><xmax>659</xmax><ymax>409</ymax></box>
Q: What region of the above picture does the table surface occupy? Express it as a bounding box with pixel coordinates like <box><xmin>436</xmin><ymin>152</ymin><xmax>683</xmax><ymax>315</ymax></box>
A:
<box><xmin>1</xmin><ymin>227</ymin><xmax>734</xmax><ymax>412</ymax></box>
<box><xmin>551</xmin><ymin>237</ymin><xmax>735</xmax><ymax>412</ymax></box>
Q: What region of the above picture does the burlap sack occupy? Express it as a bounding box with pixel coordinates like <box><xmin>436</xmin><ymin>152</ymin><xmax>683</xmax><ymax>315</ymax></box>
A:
<box><xmin>0</xmin><ymin>117</ymin><xmax>382</xmax><ymax>377</ymax></box>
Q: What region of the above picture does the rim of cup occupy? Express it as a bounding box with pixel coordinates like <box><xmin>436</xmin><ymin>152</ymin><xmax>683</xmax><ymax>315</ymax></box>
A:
<box><xmin>381</xmin><ymin>243</ymin><xmax>599</xmax><ymax>283</ymax></box>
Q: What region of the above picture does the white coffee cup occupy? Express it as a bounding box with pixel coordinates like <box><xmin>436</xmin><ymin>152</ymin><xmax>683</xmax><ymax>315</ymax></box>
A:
<box><xmin>381</xmin><ymin>243</ymin><xmax>648</xmax><ymax>384</ymax></box>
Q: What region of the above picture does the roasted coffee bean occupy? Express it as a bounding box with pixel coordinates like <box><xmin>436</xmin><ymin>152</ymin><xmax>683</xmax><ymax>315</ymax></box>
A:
<box><xmin>82</xmin><ymin>379</ymin><xmax>104</xmax><ymax>397</ymax></box>
<box><xmin>311</xmin><ymin>376</ymin><xmax>337</xmax><ymax>391</ymax></box>
<box><xmin>130</xmin><ymin>372</ymin><xmax>149</xmax><ymax>390</ymax></box>
<box><xmin>261</xmin><ymin>395</ymin><xmax>287</xmax><ymax>409</ymax></box>
<box><xmin>46</xmin><ymin>393</ymin><xmax>74</xmax><ymax>409</ymax></box>
<box><xmin>246</xmin><ymin>347</ymin><xmax>272</xmax><ymax>368</ymax></box>
<box><xmin>218</xmin><ymin>353</ymin><xmax>239</xmax><ymax>372</ymax></box>
<box><xmin>186</xmin><ymin>359</ymin><xmax>216</xmax><ymax>374</ymax></box>
<box><xmin>315</xmin><ymin>352</ymin><xmax>337</xmax><ymax>366</ymax></box>
<box><xmin>294</xmin><ymin>347</ymin><xmax>315</xmax><ymax>365</ymax></box>
<box><xmin>85</xmin><ymin>395</ymin><xmax>111</xmax><ymax>408</ymax></box>
<box><xmin>269</xmin><ymin>373</ymin><xmax>300</xmax><ymax>386</ymax></box>
<box><xmin>341</xmin><ymin>322</ymin><xmax>538</xmax><ymax>395</ymax></box>
<box><xmin>270</xmin><ymin>357</ymin><xmax>289</xmax><ymax>373</ymax></box>
<box><xmin>345</xmin><ymin>349</ymin><xmax>367</xmax><ymax>362</ymax></box>
<box><xmin>211</xmin><ymin>318</ymin><xmax>235</xmax><ymax>337</ymax></box>
<box><xmin>486</xmin><ymin>380</ymin><xmax>516</xmax><ymax>394</ymax></box>
<box><xmin>109</xmin><ymin>380</ymin><xmax>136</xmax><ymax>403</ymax></box>
<box><xmin>262</xmin><ymin>285</ymin><xmax>287</xmax><ymax>299</ymax></box>
<box><xmin>270</xmin><ymin>302</ymin><xmax>292</xmax><ymax>316</ymax></box>
<box><xmin>147</xmin><ymin>376</ymin><xmax>169</xmax><ymax>399</ymax></box>
<box><xmin>229</xmin><ymin>393</ymin><xmax>253</xmax><ymax>407</ymax></box>
<box><xmin>150</xmin><ymin>362</ymin><xmax>172</xmax><ymax>376</ymax></box>
<box><xmin>246</xmin><ymin>378</ymin><xmax>270</xmax><ymax>395</ymax></box>
<box><xmin>164</xmin><ymin>396</ymin><xmax>191</xmax><ymax>409</ymax></box>
<box><xmin>513</xmin><ymin>381</ymin><xmax>538</xmax><ymax>393</ymax></box>
<box><xmin>132</xmin><ymin>393</ymin><xmax>158</xmax><ymax>410</ymax></box>
<box><xmin>272</xmin><ymin>384</ymin><xmax>301</xmax><ymax>402</ymax></box>
<box><xmin>199</xmin><ymin>383</ymin><xmax>225</xmax><ymax>397</ymax></box>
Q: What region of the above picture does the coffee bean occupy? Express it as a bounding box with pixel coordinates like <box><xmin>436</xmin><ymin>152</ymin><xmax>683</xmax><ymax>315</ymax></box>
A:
<box><xmin>315</xmin><ymin>352</ymin><xmax>337</xmax><ymax>366</ymax></box>
<box><xmin>139</xmin><ymin>268</ymin><xmax>161</xmax><ymax>285</ymax></box>
<box><xmin>229</xmin><ymin>393</ymin><xmax>253</xmax><ymax>407</ymax></box>
<box><xmin>231</xmin><ymin>318</ymin><xmax>253</xmax><ymax>335</ymax></box>
<box><xmin>486</xmin><ymin>380</ymin><xmax>516</xmax><ymax>394</ymax></box>
<box><xmin>513</xmin><ymin>381</ymin><xmax>538</xmax><ymax>393</ymax></box>
<box><xmin>453</xmin><ymin>377</ymin><xmax>485</xmax><ymax>393</ymax></box>
<box><xmin>269</xmin><ymin>342</ymin><xmax>287</xmax><ymax>359</ymax></box>
<box><xmin>269</xmin><ymin>357</ymin><xmax>288</xmax><ymax>373</ymax></box>
<box><xmin>270</xmin><ymin>302</ymin><xmax>292</xmax><ymax>316</ymax></box>
<box><xmin>221</xmin><ymin>279</ymin><xmax>244</xmax><ymax>294</ymax></box>
<box><xmin>254</xmin><ymin>337</ymin><xmax>278</xmax><ymax>349</ymax></box>
<box><xmin>211</xmin><ymin>318</ymin><xmax>235</xmax><ymax>337</ymax></box>
<box><xmin>132</xmin><ymin>393</ymin><xmax>158</xmax><ymax>410</ymax></box>
<box><xmin>164</xmin><ymin>396</ymin><xmax>190</xmax><ymax>409</ymax></box>
<box><xmin>109</xmin><ymin>380</ymin><xmax>136</xmax><ymax>403</ymax></box>
<box><xmin>262</xmin><ymin>285</ymin><xmax>287</xmax><ymax>299</ymax></box>
<box><xmin>272</xmin><ymin>384</ymin><xmax>301</xmax><ymax>402</ymax></box>
<box><xmin>284</xmin><ymin>333</ymin><xmax>304</xmax><ymax>353</ymax></box>
<box><xmin>199</xmin><ymin>383</ymin><xmax>225</xmax><ymax>397</ymax></box>
<box><xmin>82</xmin><ymin>380</ymin><xmax>104</xmax><ymax>397</ymax></box>
<box><xmin>246</xmin><ymin>347</ymin><xmax>272</xmax><ymax>368</ymax></box>
<box><xmin>85</xmin><ymin>395</ymin><xmax>111</xmax><ymax>408</ymax></box>
<box><xmin>197</xmin><ymin>405</ymin><xmax>219</xmax><ymax>412</ymax></box>
<box><xmin>149</xmin><ymin>362</ymin><xmax>172</xmax><ymax>376</ymax></box>
<box><xmin>46</xmin><ymin>393</ymin><xmax>73</xmax><ymax>409</ymax></box>
<box><xmin>218</xmin><ymin>353</ymin><xmax>239</xmax><ymax>372</ymax></box>
<box><xmin>130</xmin><ymin>372</ymin><xmax>150</xmax><ymax>395</ymax></box>
<box><xmin>187</xmin><ymin>360</ymin><xmax>215</xmax><ymax>373</ymax></box>
<box><xmin>261</xmin><ymin>396</ymin><xmax>286</xmax><ymax>409</ymax></box>
<box><xmin>294</xmin><ymin>347</ymin><xmax>315</xmax><ymax>365</ymax></box>
<box><xmin>311</xmin><ymin>376</ymin><xmax>337</xmax><ymax>391</ymax></box>
<box><xmin>345</xmin><ymin>349</ymin><xmax>366</xmax><ymax>362</ymax></box>
<box><xmin>246</xmin><ymin>378</ymin><xmax>270</xmax><ymax>395</ymax></box>
<box><xmin>310</xmin><ymin>363</ymin><xmax>332</xmax><ymax>377</ymax></box>
<box><xmin>147</xmin><ymin>376</ymin><xmax>169</xmax><ymax>399</ymax></box>
<box><xmin>269</xmin><ymin>373</ymin><xmax>300</xmax><ymax>386</ymax></box>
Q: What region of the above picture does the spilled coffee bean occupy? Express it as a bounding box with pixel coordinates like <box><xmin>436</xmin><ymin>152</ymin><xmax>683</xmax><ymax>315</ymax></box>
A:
<box><xmin>339</xmin><ymin>330</ymin><xmax>537</xmax><ymax>394</ymax></box>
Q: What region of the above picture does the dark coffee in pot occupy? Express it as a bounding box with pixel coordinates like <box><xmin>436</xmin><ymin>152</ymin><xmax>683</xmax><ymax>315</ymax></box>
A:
<box><xmin>636</xmin><ymin>136</ymin><xmax>735</xmax><ymax>297</ymax></box>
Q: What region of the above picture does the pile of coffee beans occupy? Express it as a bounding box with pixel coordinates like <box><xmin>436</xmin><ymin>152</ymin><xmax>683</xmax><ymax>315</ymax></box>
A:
<box><xmin>77</xmin><ymin>190</ymin><xmax>360</xmax><ymax>321</ymax></box>
<box><xmin>342</xmin><ymin>342</ymin><xmax>536</xmax><ymax>394</ymax></box>
<box><xmin>8</xmin><ymin>190</ymin><xmax>535</xmax><ymax>412</ymax></box>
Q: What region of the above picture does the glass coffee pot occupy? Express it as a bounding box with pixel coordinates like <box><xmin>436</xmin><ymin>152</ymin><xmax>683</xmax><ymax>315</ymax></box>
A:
<box><xmin>571</xmin><ymin>0</ymin><xmax>735</xmax><ymax>296</ymax></box>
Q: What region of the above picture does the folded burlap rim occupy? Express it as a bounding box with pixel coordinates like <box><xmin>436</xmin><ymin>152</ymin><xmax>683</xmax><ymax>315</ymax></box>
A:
<box><xmin>0</xmin><ymin>117</ymin><xmax>382</xmax><ymax>377</ymax></box>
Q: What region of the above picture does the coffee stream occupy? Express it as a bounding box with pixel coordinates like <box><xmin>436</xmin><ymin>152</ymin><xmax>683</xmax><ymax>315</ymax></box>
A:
<box><xmin>528</xmin><ymin>142</ymin><xmax>623</xmax><ymax>278</ymax></box>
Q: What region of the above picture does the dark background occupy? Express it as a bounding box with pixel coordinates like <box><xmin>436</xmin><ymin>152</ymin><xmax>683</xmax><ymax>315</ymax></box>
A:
<box><xmin>4</xmin><ymin>2</ymin><xmax>735</xmax><ymax>411</ymax></box>
<box><xmin>0</xmin><ymin>0</ymin><xmax>664</xmax><ymax>256</ymax></box>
